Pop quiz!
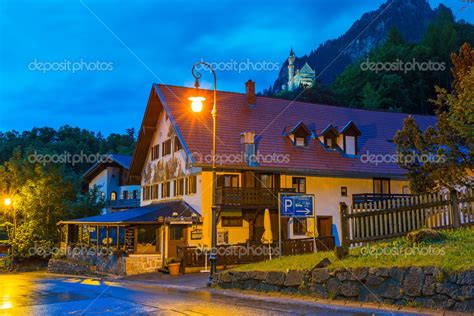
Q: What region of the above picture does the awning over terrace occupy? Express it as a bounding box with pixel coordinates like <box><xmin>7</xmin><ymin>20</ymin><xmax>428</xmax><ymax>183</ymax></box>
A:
<box><xmin>58</xmin><ymin>200</ymin><xmax>200</xmax><ymax>225</ymax></box>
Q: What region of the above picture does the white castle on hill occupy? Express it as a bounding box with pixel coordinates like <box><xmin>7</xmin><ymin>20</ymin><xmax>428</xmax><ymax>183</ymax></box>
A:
<box><xmin>284</xmin><ymin>48</ymin><xmax>316</xmax><ymax>91</ymax></box>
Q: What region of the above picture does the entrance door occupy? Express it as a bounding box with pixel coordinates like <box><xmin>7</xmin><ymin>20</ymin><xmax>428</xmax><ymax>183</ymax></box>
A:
<box><xmin>168</xmin><ymin>225</ymin><xmax>187</xmax><ymax>258</ymax></box>
<box><xmin>317</xmin><ymin>216</ymin><xmax>333</xmax><ymax>237</ymax></box>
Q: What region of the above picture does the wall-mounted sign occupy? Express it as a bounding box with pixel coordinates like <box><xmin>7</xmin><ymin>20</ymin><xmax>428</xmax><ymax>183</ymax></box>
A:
<box><xmin>124</xmin><ymin>227</ymin><xmax>135</xmax><ymax>253</ymax></box>
<box><xmin>191</xmin><ymin>229</ymin><xmax>203</xmax><ymax>240</ymax></box>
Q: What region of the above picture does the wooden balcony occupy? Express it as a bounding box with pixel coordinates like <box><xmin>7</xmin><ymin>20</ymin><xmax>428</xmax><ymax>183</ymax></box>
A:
<box><xmin>216</xmin><ymin>187</ymin><xmax>296</xmax><ymax>209</ymax></box>
<box><xmin>108</xmin><ymin>198</ymin><xmax>140</xmax><ymax>210</ymax></box>
<box><xmin>352</xmin><ymin>193</ymin><xmax>413</xmax><ymax>205</ymax></box>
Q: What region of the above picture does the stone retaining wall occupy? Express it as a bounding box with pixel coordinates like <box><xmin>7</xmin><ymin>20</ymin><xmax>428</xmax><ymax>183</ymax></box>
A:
<box><xmin>48</xmin><ymin>259</ymin><xmax>93</xmax><ymax>275</ymax></box>
<box><xmin>216</xmin><ymin>266</ymin><xmax>474</xmax><ymax>312</ymax></box>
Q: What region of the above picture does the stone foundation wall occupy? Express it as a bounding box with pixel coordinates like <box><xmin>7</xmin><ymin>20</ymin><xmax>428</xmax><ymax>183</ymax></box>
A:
<box><xmin>48</xmin><ymin>259</ymin><xmax>93</xmax><ymax>275</ymax></box>
<box><xmin>216</xmin><ymin>267</ymin><xmax>474</xmax><ymax>312</ymax></box>
<box><xmin>125</xmin><ymin>255</ymin><xmax>162</xmax><ymax>276</ymax></box>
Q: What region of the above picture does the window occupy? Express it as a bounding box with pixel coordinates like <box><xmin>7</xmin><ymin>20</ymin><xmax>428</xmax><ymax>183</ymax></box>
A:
<box><xmin>292</xmin><ymin>177</ymin><xmax>306</xmax><ymax>193</ymax></box>
<box><xmin>344</xmin><ymin>135</ymin><xmax>356</xmax><ymax>155</ymax></box>
<box><xmin>341</xmin><ymin>187</ymin><xmax>348</xmax><ymax>197</ymax></box>
<box><xmin>373</xmin><ymin>178</ymin><xmax>390</xmax><ymax>194</ymax></box>
<box><xmin>162</xmin><ymin>139</ymin><xmax>172</xmax><ymax>156</ymax></box>
<box><xmin>132</xmin><ymin>190</ymin><xmax>138</xmax><ymax>199</ymax></box>
<box><xmin>170</xmin><ymin>226</ymin><xmax>184</xmax><ymax>240</ymax></box>
<box><xmin>175</xmin><ymin>178</ymin><xmax>184</xmax><ymax>196</ymax></box>
<box><xmin>293</xmin><ymin>218</ymin><xmax>307</xmax><ymax>235</ymax></box>
<box><xmin>221</xmin><ymin>217</ymin><xmax>243</xmax><ymax>227</ymax></box>
<box><xmin>295</xmin><ymin>137</ymin><xmax>306</xmax><ymax>147</ymax></box>
<box><xmin>402</xmin><ymin>186</ymin><xmax>410</xmax><ymax>195</ymax></box>
<box><xmin>217</xmin><ymin>174</ymin><xmax>239</xmax><ymax>188</ymax></box>
<box><xmin>174</xmin><ymin>136</ymin><xmax>182</xmax><ymax>152</ymax></box>
<box><xmin>187</xmin><ymin>176</ymin><xmax>197</xmax><ymax>194</ymax></box>
<box><xmin>137</xmin><ymin>225</ymin><xmax>156</xmax><ymax>246</ymax></box>
<box><xmin>142</xmin><ymin>186</ymin><xmax>148</xmax><ymax>200</ymax></box>
<box><xmin>122</xmin><ymin>191</ymin><xmax>128</xmax><ymax>200</ymax></box>
<box><xmin>259</xmin><ymin>174</ymin><xmax>273</xmax><ymax>189</ymax></box>
<box><xmin>152</xmin><ymin>184</ymin><xmax>159</xmax><ymax>199</ymax></box>
<box><xmin>324</xmin><ymin>136</ymin><xmax>338</xmax><ymax>149</ymax></box>
<box><xmin>110</xmin><ymin>191</ymin><xmax>117</xmax><ymax>201</ymax></box>
<box><xmin>161</xmin><ymin>182</ymin><xmax>170</xmax><ymax>198</ymax></box>
<box><xmin>151</xmin><ymin>144</ymin><xmax>160</xmax><ymax>160</ymax></box>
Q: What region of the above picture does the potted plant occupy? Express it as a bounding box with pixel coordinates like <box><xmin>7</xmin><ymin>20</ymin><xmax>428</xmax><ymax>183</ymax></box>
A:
<box><xmin>166</xmin><ymin>257</ymin><xmax>181</xmax><ymax>276</ymax></box>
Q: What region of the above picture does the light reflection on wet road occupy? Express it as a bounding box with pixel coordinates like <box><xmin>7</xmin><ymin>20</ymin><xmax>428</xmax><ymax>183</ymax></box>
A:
<box><xmin>0</xmin><ymin>272</ymin><xmax>420</xmax><ymax>315</ymax></box>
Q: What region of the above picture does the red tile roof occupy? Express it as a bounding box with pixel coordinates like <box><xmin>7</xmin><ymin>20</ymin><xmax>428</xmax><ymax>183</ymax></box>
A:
<box><xmin>130</xmin><ymin>84</ymin><xmax>437</xmax><ymax>182</ymax></box>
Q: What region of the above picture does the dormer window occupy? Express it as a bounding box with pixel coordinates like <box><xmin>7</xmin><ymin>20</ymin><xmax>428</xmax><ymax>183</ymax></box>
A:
<box><xmin>288</xmin><ymin>121</ymin><xmax>310</xmax><ymax>147</ymax></box>
<box><xmin>320</xmin><ymin>124</ymin><xmax>339</xmax><ymax>149</ymax></box>
<box><xmin>340</xmin><ymin>121</ymin><xmax>361</xmax><ymax>155</ymax></box>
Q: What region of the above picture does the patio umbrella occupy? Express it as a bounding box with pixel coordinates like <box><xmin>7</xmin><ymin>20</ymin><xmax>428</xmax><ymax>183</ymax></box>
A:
<box><xmin>261</xmin><ymin>209</ymin><xmax>273</xmax><ymax>260</ymax></box>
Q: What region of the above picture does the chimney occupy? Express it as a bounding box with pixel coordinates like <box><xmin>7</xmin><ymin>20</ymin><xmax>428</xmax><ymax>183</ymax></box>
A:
<box><xmin>240</xmin><ymin>132</ymin><xmax>257</xmax><ymax>166</ymax></box>
<box><xmin>245</xmin><ymin>80</ymin><xmax>256</xmax><ymax>109</ymax></box>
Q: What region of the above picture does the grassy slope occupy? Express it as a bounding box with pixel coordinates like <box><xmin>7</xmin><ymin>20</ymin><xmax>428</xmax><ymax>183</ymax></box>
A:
<box><xmin>235</xmin><ymin>228</ymin><xmax>474</xmax><ymax>273</ymax></box>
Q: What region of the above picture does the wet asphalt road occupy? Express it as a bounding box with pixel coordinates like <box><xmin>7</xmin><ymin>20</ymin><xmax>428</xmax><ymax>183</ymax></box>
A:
<box><xmin>0</xmin><ymin>272</ymin><xmax>421</xmax><ymax>315</ymax></box>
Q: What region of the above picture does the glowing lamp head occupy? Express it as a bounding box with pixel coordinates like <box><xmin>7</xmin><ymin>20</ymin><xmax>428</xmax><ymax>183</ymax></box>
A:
<box><xmin>188</xmin><ymin>96</ymin><xmax>205</xmax><ymax>112</ymax></box>
<box><xmin>4</xmin><ymin>198</ymin><xmax>12</xmax><ymax>206</ymax></box>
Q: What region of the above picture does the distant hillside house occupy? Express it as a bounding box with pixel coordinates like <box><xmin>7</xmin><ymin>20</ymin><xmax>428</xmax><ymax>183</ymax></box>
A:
<box><xmin>82</xmin><ymin>154</ymin><xmax>141</xmax><ymax>214</ymax></box>
<box><xmin>284</xmin><ymin>48</ymin><xmax>316</xmax><ymax>91</ymax></box>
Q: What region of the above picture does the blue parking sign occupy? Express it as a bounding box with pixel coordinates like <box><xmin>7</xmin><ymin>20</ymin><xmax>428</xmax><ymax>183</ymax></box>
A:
<box><xmin>280</xmin><ymin>194</ymin><xmax>314</xmax><ymax>218</ymax></box>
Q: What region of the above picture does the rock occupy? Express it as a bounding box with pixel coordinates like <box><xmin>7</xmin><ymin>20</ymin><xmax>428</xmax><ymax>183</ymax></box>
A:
<box><xmin>312</xmin><ymin>268</ymin><xmax>329</xmax><ymax>284</ymax></box>
<box><xmin>250</xmin><ymin>270</ymin><xmax>267</xmax><ymax>281</ymax></box>
<box><xmin>457</xmin><ymin>270</ymin><xmax>474</xmax><ymax>285</ymax></box>
<box><xmin>432</xmin><ymin>294</ymin><xmax>455</xmax><ymax>309</ymax></box>
<box><xmin>335</xmin><ymin>270</ymin><xmax>350</xmax><ymax>281</ymax></box>
<box><xmin>422</xmin><ymin>275</ymin><xmax>436</xmax><ymax>296</ymax></box>
<box><xmin>359</xmin><ymin>287</ymin><xmax>381</xmax><ymax>302</ymax></box>
<box><xmin>436</xmin><ymin>282</ymin><xmax>461</xmax><ymax>298</ymax></box>
<box><xmin>313</xmin><ymin>258</ymin><xmax>331</xmax><ymax>269</ymax></box>
<box><xmin>402</xmin><ymin>267</ymin><xmax>424</xmax><ymax>296</ymax></box>
<box><xmin>379</xmin><ymin>279</ymin><xmax>403</xmax><ymax>300</ymax></box>
<box><xmin>389</xmin><ymin>267</ymin><xmax>405</xmax><ymax>284</ymax></box>
<box><xmin>461</xmin><ymin>285</ymin><xmax>474</xmax><ymax>299</ymax></box>
<box><xmin>326</xmin><ymin>277</ymin><xmax>341</xmax><ymax>296</ymax></box>
<box><xmin>414</xmin><ymin>297</ymin><xmax>435</xmax><ymax>308</ymax></box>
<box><xmin>218</xmin><ymin>272</ymin><xmax>233</xmax><ymax>283</ymax></box>
<box><xmin>284</xmin><ymin>270</ymin><xmax>304</xmax><ymax>287</ymax></box>
<box><xmin>340</xmin><ymin>281</ymin><xmax>360</xmax><ymax>297</ymax></box>
<box><xmin>242</xmin><ymin>279</ymin><xmax>259</xmax><ymax>290</ymax></box>
<box><xmin>453</xmin><ymin>300</ymin><xmax>474</xmax><ymax>313</ymax></box>
<box><xmin>366</xmin><ymin>275</ymin><xmax>385</xmax><ymax>287</ymax></box>
<box><xmin>311</xmin><ymin>283</ymin><xmax>329</xmax><ymax>298</ymax></box>
<box><xmin>233</xmin><ymin>271</ymin><xmax>251</xmax><ymax>281</ymax></box>
<box><xmin>370</xmin><ymin>267</ymin><xmax>390</xmax><ymax>277</ymax></box>
<box><xmin>265</xmin><ymin>271</ymin><xmax>286</xmax><ymax>286</ymax></box>
<box><xmin>407</xmin><ymin>228</ymin><xmax>443</xmax><ymax>244</ymax></box>
<box><xmin>281</xmin><ymin>287</ymin><xmax>298</xmax><ymax>294</ymax></box>
<box><xmin>352</xmin><ymin>267</ymin><xmax>369</xmax><ymax>281</ymax></box>
<box><xmin>256</xmin><ymin>283</ymin><xmax>280</xmax><ymax>292</ymax></box>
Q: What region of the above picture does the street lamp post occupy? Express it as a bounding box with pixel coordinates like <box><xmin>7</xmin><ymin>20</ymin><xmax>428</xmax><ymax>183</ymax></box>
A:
<box><xmin>189</xmin><ymin>61</ymin><xmax>218</xmax><ymax>287</ymax></box>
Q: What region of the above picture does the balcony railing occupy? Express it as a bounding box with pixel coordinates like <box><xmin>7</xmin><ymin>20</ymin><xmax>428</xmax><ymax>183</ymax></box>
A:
<box><xmin>352</xmin><ymin>193</ymin><xmax>413</xmax><ymax>205</ymax></box>
<box><xmin>108</xmin><ymin>198</ymin><xmax>140</xmax><ymax>209</ymax></box>
<box><xmin>216</xmin><ymin>187</ymin><xmax>296</xmax><ymax>209</ymax></box>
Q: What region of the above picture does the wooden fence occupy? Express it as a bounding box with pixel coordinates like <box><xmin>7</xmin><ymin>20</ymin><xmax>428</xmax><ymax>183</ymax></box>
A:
<box><xmin>177</xmin><ymin>236</ymin><xmax>335</xmax><ymax>271</ymax></box>
<box><xmin>341</xmin><ymin>188</ymin><xmax>474</xmax><ymax>247</ymax></box>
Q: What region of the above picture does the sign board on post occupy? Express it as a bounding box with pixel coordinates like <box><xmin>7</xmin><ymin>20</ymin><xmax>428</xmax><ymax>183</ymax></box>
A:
<box><xmin>278</xmin><ymin>193</ymin><xmax>316</xmax><ymax>258</ymax></box>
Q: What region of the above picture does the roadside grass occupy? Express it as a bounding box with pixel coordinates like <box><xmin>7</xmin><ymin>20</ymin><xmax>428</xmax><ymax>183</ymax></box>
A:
<box><xmin>235</xmin><ymin>228</ymin><xmax>474</xmax><ymax>272</ymax></box>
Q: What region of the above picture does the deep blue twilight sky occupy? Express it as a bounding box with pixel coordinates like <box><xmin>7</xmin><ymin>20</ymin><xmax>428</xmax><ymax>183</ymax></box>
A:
<box><xmin>1</xmin><ymin>0</ymin><xmax>472</xmax><ymax>135</ymax></box>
